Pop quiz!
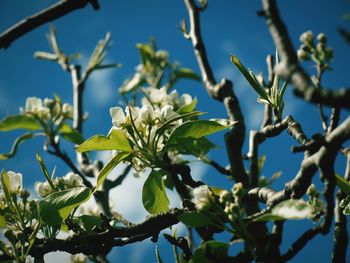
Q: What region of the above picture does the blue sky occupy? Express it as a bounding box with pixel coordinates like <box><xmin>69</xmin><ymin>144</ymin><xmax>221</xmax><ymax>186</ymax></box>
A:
<box><xmin>0</xmin><ymin>0</ymin><xmax>349</xmax><ymax>262</ymax></box>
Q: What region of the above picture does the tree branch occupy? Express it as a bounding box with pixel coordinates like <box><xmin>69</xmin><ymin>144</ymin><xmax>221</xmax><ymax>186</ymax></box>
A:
<box><xmin>183</xmin><ymin>0</ymin><xmax>248</xmax><ymax>186</ymax></box>
<box><xmin>0</xmin><ymin>0</ymin><xmax>100</xmax><ymax>49</ymax></box>
<box><xmin>332</xmin><ymin>149</ymin><xmax>350</xmax><ymax>262</ymax></box>
<box><xmin>29</xmin><ymin>209</ymin><xmax>183</xmax><ymax>258</ymax></box>
<box><xmin>261</xmin><ymin>0</ymin><xmax>350</xmax><ymax>109</ymax></box>
<box><xmin>249</xmin><ymin>116</ymin><xmax>350</xmax><ymax>207</ymax></box>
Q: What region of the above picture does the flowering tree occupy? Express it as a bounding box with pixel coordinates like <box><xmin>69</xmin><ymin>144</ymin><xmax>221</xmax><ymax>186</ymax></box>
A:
<box><xmin>0</xmin><ymin>0</ymin><xmax>350</xmax><ymax>262</ymax></box>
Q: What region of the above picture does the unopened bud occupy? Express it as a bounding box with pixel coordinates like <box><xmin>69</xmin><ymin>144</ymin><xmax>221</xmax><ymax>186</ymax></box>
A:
<box><xmin>317</xmin><ymin>33</ymin><xmax>327</xmax><ymax>44</ymax></box>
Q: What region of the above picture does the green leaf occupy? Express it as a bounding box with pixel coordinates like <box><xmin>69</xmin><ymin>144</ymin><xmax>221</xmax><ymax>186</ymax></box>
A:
<box><xmin>178</xmin><ymin>212</ymin><xmax>212</xmax><ymax>227</ymax></box>
<box><xmin>0</xmin><ymin>115</ymin><xmax>41</xmax><ymax>132</ymax></box>
<box><xmin>174</xmin><ymin>67</ymin><xmax>200</xmax><ymax>81</ymax></box>
<box><xmin>40</xmin><ymin>187</ymin><xmax>92</xmax><ymax>226</ymax></box>
<box><xmin>76</xmin><ymin>128</ymin><xmax>132</xmax><ymax>153</ymax></box>
<box><xmin>0</xmin><ymin>170</ymin><xmax>11</xmax><ymax>201</ymax></box>
<box><xmin>96</xmin><ymin>152</ymin><xmax>131</xmax><ymax>190</ymax></box>
<box><xmin>177</xmin><ymin>97</ymin><xmax>198</xmax><ymax>114</ymax></box>
<box><xmin>0</xmin><ymin>133</ymin><xmax>34</xmax><ymax>160</ymax></box>
<box><xmin>230</xmin><ymin>55</ymin><xmax>270</xmax><ymax>103</ymax></box>
<box><xmin>136</xmin><ymin>43</ymin><xmax>155</xmax><ymax>64</ymax></box>
<box><xmin>258</xmin><ymin>155</ymin><xmax>266</xmax><ymax>175</ymax></box>
<box><xmin>0</xmin><ymin>215</ymin><xmax>6</xmax><ymax>228</ymax></box>
<box><xmin>190</xmin><ymin>241</ymin><xmax>229</xmax><ymax>263</ymax></box>
<box><xmin>155</xmin><ymin>111</ymin><xmax>204</xmax><ymax>140</ymax></box>
<box><xmin>36</xmin><ymin>153</ymin><xmax>55</xmax><ymax>189</ymax></box>
<box><xmin>175</xmin><ymin>137</ymin><xmax>216</xmax><ymax>158</ymax></box>
<box><xmin>166</xmin><ymin>120</ymin><xmax>230</xmax><ymax>148</ymax></box>
<box><xmin>79</xmin><ymin>215</ymin><xmax>102</xmax><ymax>232</ymax></box>
<box><xmin>254</xmin><ymin>199</ymin><xmax>312</xmax><ymax>222</ymax></box>
<box><xmin>59</xmin><ymin>123</ymin><xmax>84</xmax><ymax>144</ymax></box>
<box><xmin>142</xmin><ymin>170</ymin><xmax>170</xmax><ymax>214</ymax></box>
<box><xmin>335</xmin><ymin>174</ymin><xmax>350</xmax><ymax>195</ymax></box>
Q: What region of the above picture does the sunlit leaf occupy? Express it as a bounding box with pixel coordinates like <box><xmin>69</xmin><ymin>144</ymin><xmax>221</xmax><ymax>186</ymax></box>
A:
<box><xmin>59</xmin><ymin>123</ymin><xmax>84</xmax><ymax>144</ymax></box>
<box><xmin>40</xmin><ymin>187</ymin><xmax>92</xmax><ymax>226</ymax></box>
<box><xmin>177</xmin><ymin>97</ymin><xmax>198</xmax><ymax>114</ymax></box>
<box><xmin>76</xmin><ymin>128</ymin><xmax>132</xmax><ymax>153</ymax></box>
<box><xmin>174</xmin><ymin>67</ymin><xmax>200</xmax><ymax>81</ymax></box>
<box><xmin>142</xmin><ymin>170</ymin><xmax>170</xmax><ymax>214</ymax></box>
<box><xmin>0</xmin><ymin>115</ymin><xmax>41</xmax><ymax>132</ymax></box>
<box><xmin>335</xmin><ymin>174</ymin><xmax>350</xmax><ymax>195</ymax></box>
<box><xmin>254</xmin><ymin>199</ymin><xmax>312</xmax><ymax>222</ymax></box>
<box><xmin>166</xmin><ymin>120</ymin><xmax>231</xmax><ymax>148</ymax></box>
<box><xmin>0</xmin><ymin>170</ymin><xmax>11</xmax><ymax>201</ymax></box>
<box><xmin>230</xmin><ymin>55</ymin><xmax>270</xmax><ymax>103</ymax></box>
<box><xmin>0</xmin><ymin>215</ymin><xmax>6</xmax><ymax>228</ymax></box>
<box><xmin>258</xmin><ymin>155</ymin><xmax>266</xmax><ymax>175</ymax></box>
<box><xmin>0</xmin><ymin>133</ymin><xmax>34</xmax><ymax>160</ymax></box>
<box><xmin>96</xmin><ymin>152</ymin><xmax>131</xmax><ymax>190</ymax></box>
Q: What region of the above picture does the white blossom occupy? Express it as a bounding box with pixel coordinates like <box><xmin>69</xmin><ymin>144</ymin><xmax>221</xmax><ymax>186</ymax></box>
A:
<box><xmin>110</xmin><ymin>107</ymin><xmax>126</xmax><ymax>127</ymax></box>
<box><xmin>35</xmin><ymin>181</ymin><xmax>52</xmax><ymax>197</ymax></box>
<box><xmin>63</xmin><ymin>172</ymin><xmax>83</xmax><ymax>187</ymax></box>
<box><xmin>148</xmin><ymin>87</ymin><xmax>168</xmax><ymax>104</ymax></box>
<box><xmin>192</xmin><ymin>185</ymin><xmax>213</xmax><ymax>211</ymax></box>
<box><xmin>7</xmin><ymin>171</ymin><xmax>22</xmax><ymax>194</ymax></box>
<box><xmin>178</xmin><ymin>93</ymin><xmax>192</xmax><ymax>108</ymax></box>
<box><xmin>159</xmin><ymin>105</ymin><xmax>179</xmax><ymax>122</ymax></box>
<box><xmin>139</xmin><ymin>105</ymin><xmax>155</xmax><ymax>124</ymax></box>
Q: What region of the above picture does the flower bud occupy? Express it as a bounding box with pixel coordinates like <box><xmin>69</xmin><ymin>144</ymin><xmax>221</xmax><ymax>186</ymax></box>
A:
<box><xmin>316</xmin><ymin>42</ymin><xmax>325</xmax><ymax>53</ymax></box>
<box><xmin>43</xmin><ymin>98</ymin><xmax>54</xmax><ymax>107</ymax></box>
<box><xmin>231</xmin><ymin>182</ymin><xmax>243</xmax><ymax>196</ymax></box>
<box><xmin>297</xmin><ymin>49</ymin><xmax>309</xmax><ymax>60</ymax></box>
<box><xmin>317</xmin><ymin>33</ymin><xmax>327</xmax><ymax>44</ymax></box>
<box><xmin>300</xmin><ymin>31</ymin><xmax>314</xmax><ymax>45</ymax></box>
<box><xmin>62</xmin><ymin>103</ymin><xmax>73</xmax><ymax>118</ymax></box>
<box><xmin>192</xmin><ymin>185</ymin><xmax>214</xmax><ymax>211</ymax></box>
<box><xmin>306</xmin><ymin>184</ymin><xmax>318</xmax><ymax>197</ymax></box>
<box><xmin>325</xmin><ymin>47</ymin><xmax>333</xmax><ymax>60</ymax></box>
<box><xmin>6</xmin><ymin>171</ymin><xmax>22</xmax><ymax>195</ymax></box>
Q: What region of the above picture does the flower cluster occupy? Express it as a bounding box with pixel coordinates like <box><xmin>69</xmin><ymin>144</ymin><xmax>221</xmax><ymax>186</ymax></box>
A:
<box><xmin>109</xmin><ymin>87</ymin><xmax>193</xmax><ymax>171</ymax></box>
<box><xmin>297</xmin><ymin>31</ymin><xmax>333</xmax><ymax>67</ymax></box>
<box><xmin>141</xmin><ymin>87</ymin><xmax>192</xmax><ymax>111</ymax></box>
<box><xmin>20</xmin><ymin>96</ymin><xmax>73</xmax><ymax>121</ymax></box>
<box><xmin>35</xmin><ymin>172</ymin><xmax>83</xmax><ymax>197</ymax></box>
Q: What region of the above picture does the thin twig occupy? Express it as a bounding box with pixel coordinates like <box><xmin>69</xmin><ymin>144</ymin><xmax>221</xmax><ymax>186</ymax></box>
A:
<box><xmin>261</xmin><ymin>0</ymin><xmax>350</xmax><ymax>109</ymax></box>
<box><xmin>0</xmin><ymin>0</ymin><xmax>100</xmax><ymax>49</ymax></box>
<box><xmin>249</xmin><ymin>117</ymin><xmax>350</xmax><ymax>208</ymax></box>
